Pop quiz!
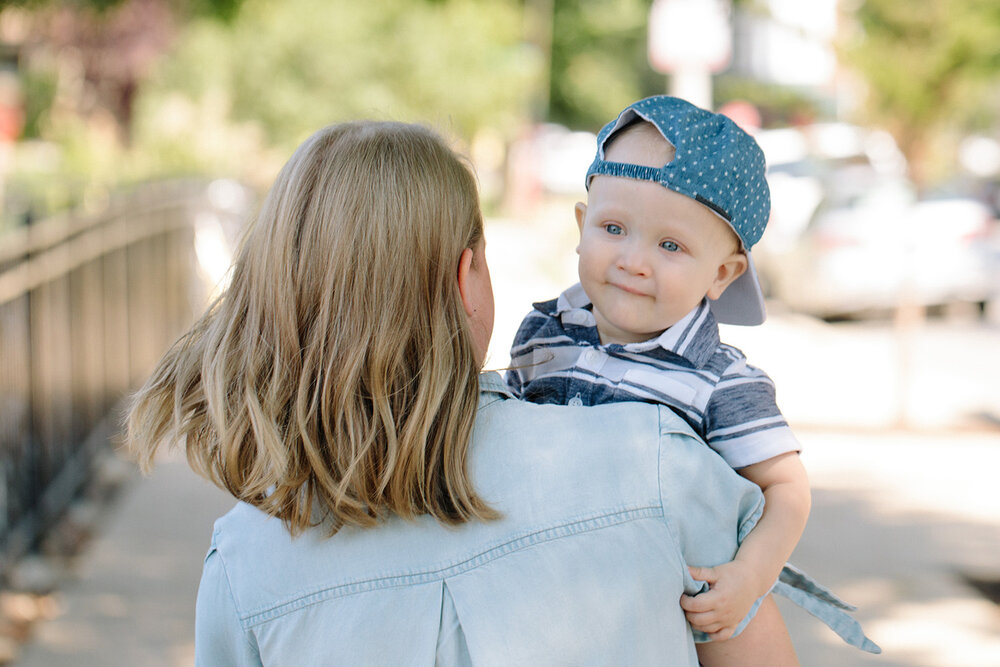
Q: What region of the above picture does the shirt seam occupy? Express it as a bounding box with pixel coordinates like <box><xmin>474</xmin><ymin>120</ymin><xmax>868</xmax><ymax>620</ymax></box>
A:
<box><xmin>655</xmin><ymin>407</ymin><xmax>701</xmax><ymax>595</ymax></box>
<box><xmin>210</xmin><ymin>529</ymin><xmax>261</xmax><ymax>656</ymax></box>
<box><xmin>236</xmin><ymin>506</ymin><xmax>663</xmax><ymax>629</ymax></box>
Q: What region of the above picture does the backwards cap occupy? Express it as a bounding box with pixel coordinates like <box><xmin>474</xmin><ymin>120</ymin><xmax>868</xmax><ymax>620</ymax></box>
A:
<box><xmin>586</xmin><ymin>95</ymin><xmax>771</xmax><ymax>325</ymax></box>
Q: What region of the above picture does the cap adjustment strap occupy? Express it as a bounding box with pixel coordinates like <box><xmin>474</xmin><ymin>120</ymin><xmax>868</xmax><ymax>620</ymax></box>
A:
<box><xmin>586</xmin><ymin>160</ymin><xmax>661</xmax><ymax>186</ymax></box>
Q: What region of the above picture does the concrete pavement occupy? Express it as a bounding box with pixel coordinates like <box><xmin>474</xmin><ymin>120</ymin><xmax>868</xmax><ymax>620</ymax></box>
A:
<box><xmin>14</xmin><ymin>450</ymin><xmax>235</xmax><ymax>667</ymax></box>
<box><xmin>778</xmin><ymin>431</ymin><xmax>1000</xmax><ymax>665</ymax></box>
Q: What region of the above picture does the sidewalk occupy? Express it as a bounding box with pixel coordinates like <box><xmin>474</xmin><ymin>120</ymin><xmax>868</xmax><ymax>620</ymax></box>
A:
<box><xmin>778</xmin><ymin>430</ymin><xmax>1000</xmax><ymax>666</ymax></box>
<box><xmin>14</xmin><ymin>451</ymin><xmax>234</xmax><ymax>667</ymax></box>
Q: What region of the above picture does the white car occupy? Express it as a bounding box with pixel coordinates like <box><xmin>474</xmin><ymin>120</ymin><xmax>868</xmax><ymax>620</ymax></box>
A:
<box><xmin>754</xmin><ymin>125</ymin><xmax>998</xmax><ymax>318</ymax></box>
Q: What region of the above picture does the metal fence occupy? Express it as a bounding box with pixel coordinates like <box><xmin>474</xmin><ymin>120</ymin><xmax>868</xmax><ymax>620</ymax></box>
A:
<box><xmin>0</xmin><ymin>179</ymin><xmax>252</xmax><ymax>573</ymax></box>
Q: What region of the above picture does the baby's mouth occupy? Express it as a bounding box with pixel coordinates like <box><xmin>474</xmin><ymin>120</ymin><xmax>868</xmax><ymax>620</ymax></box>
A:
<box><xmin>610</xmin><ymin>282</ymin><xmax>649</xmax><ymax>297</ymax></box>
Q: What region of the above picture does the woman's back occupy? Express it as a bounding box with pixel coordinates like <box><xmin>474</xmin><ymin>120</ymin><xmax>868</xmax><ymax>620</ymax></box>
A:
<box><xmin>195</xmin><ymin>373</ymin><xmax>765</xmax><ymax>666</ymax></box>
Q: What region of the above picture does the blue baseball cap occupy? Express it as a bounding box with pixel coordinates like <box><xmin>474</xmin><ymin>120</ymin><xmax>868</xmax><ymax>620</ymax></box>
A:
<box><xmin>586</xmin><ymin>95</ymin><xmax>771</xmax><ymax>326</ymax></box>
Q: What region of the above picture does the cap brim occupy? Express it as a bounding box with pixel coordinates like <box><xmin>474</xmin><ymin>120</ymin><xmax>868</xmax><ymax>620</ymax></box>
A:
<box><xmin>708</xmin><ymin>252</ymin><xmax>766</xmax><ymax>326</ymax></box>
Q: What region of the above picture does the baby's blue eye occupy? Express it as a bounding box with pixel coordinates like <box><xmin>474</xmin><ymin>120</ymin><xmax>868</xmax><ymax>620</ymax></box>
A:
<box><xmin>604</xmin><ymin>223</ymin><xmax>624</xmax><ymax>236</ymax></box>
<box><xmin>660</xmin><ymin>240</ymin><xmax>680</xmax><ymax>252</ymax></box>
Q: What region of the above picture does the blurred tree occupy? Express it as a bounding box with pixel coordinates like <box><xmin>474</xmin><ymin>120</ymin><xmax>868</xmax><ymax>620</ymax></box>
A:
<box><xmin>133</xmin><ymin>0</ymin><xmax>540</xmax><ymax>184</ymax></box>
<box><xmin>714</xmin><ymin>74</ymin><xmax>825</xmax><ymax>127</ymax></box>
<box><xmin>0</xmin><ymin>0</ymin><xmax>241</xmax><ymax>19</ymax></box>
<box><xmin>840</xmin><ymin>0</ymin><xmax>1000</xmax><ymax>187</ymax></box>
<box><xmin>544</xmin><ymin>0</ymin><xmax>759</xmax><ymax>132</ymax></box>
<box><xmin>21</xmin><ymin>0</ymin><xmax>175</xmax><ymax>146</ymax></box>
<box><xmin>5</xmin><ymin>0</ymin><xmax>244</xmax><ymax>147</ymax></box>
<box><xmin>547</xmin><ymin>0</ymin><xmax>663</xmax><ymax>131</ymax></box>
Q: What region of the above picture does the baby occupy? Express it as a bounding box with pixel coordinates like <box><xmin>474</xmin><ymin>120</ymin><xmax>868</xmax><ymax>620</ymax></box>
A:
<box><xmin>508</xmin><ymin>96</ymin><xmax>810</xmax><ymax>663</ymax></box>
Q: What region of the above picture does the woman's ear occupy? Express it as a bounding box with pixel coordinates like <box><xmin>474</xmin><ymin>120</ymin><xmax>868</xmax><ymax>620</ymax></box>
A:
<box><xmin>457</xmin><ymin>247</ymin><xmax>476</xmax><ymax>317</ymax></box>
<box><xmin>456</xmin><ymin>242</ymin><xmax>495</xmax><ymax>364</ymax></box>
<box><xmin>707</xmin><ymin>252</ymin><xmax>749</xmax><ymax>301</ymax></box>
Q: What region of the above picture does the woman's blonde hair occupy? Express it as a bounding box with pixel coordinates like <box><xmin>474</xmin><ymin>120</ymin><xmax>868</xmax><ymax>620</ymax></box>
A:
<box><xmin>127</xmin><ymin>121</ymin><xmax>496</xmax><ymax>535</ymax></box>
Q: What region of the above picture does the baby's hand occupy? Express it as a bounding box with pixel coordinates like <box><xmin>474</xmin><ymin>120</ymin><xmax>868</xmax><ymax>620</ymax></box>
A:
<box><xmin>680</xmin><ymin>561</ymin><xmax>765</xmax><ymax>641</ymax></box>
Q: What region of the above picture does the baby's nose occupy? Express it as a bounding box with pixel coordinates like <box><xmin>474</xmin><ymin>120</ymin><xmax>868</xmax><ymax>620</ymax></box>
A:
<box><xmin>617</xmin><ymin>245</ymin><xmax>651</xmax><ymax>275</ymax></box>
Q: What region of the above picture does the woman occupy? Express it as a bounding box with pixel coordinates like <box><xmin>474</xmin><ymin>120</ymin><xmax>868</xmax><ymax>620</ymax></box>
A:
<box><xmin>127</xmin><ymin>121</ymin><xmax>862</xmax><ymax>665</ymax></box>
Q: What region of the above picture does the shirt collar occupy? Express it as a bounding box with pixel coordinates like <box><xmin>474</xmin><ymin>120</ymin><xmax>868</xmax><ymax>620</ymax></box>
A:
<box><xmin>479</xmin><ymin>371</ymin><xmax>514</xmax><ymax>401</ymax></box>
<box><xmin>551</xmin><ymin>283</ymin><xmax>721</xmax><ymax>368</ymax></box>
<box><xmin>554</xmin><ymin>282</ymin><xmax>594</xmax><ymax>315</ymax></box>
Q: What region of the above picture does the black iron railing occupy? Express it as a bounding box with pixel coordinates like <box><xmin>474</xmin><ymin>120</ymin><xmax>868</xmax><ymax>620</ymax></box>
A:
<box><xmin>0</xmin><ymin>179</ymin><xmax>252</xmax><ymax>574</ymax></box>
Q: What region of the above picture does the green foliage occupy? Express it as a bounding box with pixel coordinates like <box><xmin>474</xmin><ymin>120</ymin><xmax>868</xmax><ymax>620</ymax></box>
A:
<box><xmin>548</xmin><ymin>0</ymin><xmax>663</xmax><ymax>131</ymax></box>
<box><xmin>186</xmin><ymin>0</ymin><xmax>243</xmax><ymax>22</ymax></box>
<box><xmin>0</xmin><ymin>0</ymin><xmax>243</xmax><ymax>19</ymax></box>
<box><xmin>840</xmin><ymin>0</ymin><xmax>1000</xmax><ymax>184</ymax></box>
<box><xmin>133</xmin><ymin>0</ymin><xmax>540</xmax><ymax>183</ymax></box>
<box><xmin>19</xmin><ymin>67</ymin><xmax>56</xmax><ymax>139</ymax></box>
<box><xmin>0</xmin><ymin>0</ymin><xmax>122</xmax><ymax>10</ymax></box>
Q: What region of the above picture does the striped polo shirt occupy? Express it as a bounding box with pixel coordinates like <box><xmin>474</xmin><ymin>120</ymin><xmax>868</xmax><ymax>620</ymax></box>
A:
<box><xmin>506</xmin><ymin>283</ymin><xmax>800</xmax><ymax>469</ymax></box>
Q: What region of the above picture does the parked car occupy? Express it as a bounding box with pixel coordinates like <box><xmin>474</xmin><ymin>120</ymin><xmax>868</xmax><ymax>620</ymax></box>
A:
<box><xmin>754</xmin><ymin>125</ymin><xmax>998</xmax><ymax>319</ymax></box>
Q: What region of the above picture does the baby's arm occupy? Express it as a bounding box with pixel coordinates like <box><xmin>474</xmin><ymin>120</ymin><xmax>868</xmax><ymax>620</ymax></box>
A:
<box><xmin>681</xmin><ymin>451</ymin><xmax>811</xmax><ymax>639</ymax></box>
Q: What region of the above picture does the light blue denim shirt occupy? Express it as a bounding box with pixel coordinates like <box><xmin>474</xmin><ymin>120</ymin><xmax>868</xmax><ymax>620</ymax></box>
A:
<box><xmin>195</xmin><ymin>372</ymin><xmax>877</xmax><ymax>665</ymax></box>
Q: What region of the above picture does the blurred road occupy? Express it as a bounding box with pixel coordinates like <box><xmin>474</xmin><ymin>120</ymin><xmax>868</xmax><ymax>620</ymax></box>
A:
<box><xmin>10</xmin><ymin>216</ymin><xmax>1000</xmax><ymax>666</ymax></box>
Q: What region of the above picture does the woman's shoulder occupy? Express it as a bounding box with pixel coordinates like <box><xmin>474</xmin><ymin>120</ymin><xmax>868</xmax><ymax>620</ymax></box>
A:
<box><xmin>471</xmin><ymin>397</ymin><xmax>668</xmax><ymax>505</ymax></box>
<box><xmin>210</xmin><ymin>501</ymin><xmax>289</xmax><ymax>555</ymax></box>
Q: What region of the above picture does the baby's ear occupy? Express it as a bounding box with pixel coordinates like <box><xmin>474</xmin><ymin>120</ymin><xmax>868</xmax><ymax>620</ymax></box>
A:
<box><xmin>707</xmin><ymin>252</ymin><xmax>748</xmax><ymax>300</ymax></box>
<box><xmin>574</xmin><ymin>202</ymin><xmax>587</xmax><ymax>233</ymax></box>
<box><xmin>574</xmin><ymin>202</ymin><xmax>587</xmax><ymax>254</ymax></box>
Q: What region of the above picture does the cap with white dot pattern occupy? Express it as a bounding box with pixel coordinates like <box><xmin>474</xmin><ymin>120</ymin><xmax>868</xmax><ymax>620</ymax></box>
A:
<box><xmin>586</xmin><ymin>95</ymin><xmax>770</xmax><ymax>250</ymax></box>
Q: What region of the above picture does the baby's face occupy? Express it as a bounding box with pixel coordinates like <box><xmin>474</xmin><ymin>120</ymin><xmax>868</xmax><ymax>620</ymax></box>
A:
<box><xmin>576</xmin><ymin>125</ymin><xmax>746</xmax><ymax>345</ymax></box>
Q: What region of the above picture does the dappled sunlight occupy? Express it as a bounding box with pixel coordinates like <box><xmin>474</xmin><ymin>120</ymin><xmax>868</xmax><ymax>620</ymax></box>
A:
<box><xmin>865</xmin><ymin>598</ymin><xmax>1000</xmax><ymax>666</ymax></box>
<box><xmin>782</xmin><ymin>482</ymin><xmax>1000</xmax><ymax>665</ymax></box>
<box><xmin>26</xmin><ymin>617</ymin><xmax>103</xmax><ymax>655</ymax></box>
